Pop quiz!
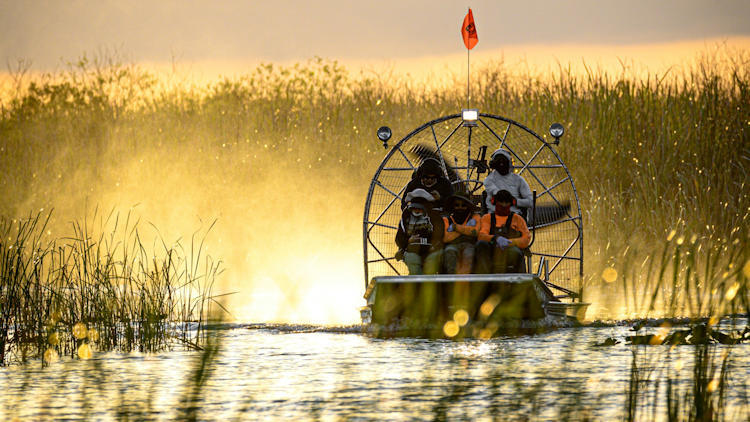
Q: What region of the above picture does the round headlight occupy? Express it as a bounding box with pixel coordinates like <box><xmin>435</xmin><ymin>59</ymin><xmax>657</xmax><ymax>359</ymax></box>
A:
<box><xmin>377</xmin><ymin>126</ymin><xmax>392</xmax><ymax>142</ymax></box>
<box><xmin>549</xmin><ymin>123</ymin><xmax>564</xmax><ymax>139</ymax></box>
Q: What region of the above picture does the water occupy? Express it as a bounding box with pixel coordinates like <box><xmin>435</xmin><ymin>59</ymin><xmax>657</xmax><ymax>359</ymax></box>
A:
<box><xmin>1</xmin><ymin>323</ymin><xmax>748</xmax><ymax>420</ymax></box>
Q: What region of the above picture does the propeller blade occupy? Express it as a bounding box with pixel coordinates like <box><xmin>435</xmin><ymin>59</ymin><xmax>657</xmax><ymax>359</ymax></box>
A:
<box><xmin>408</xmin><ymin>144</ymin><xmax>459</xmax><ymax>182</ymax></box>
<box><xmin>529</xmin><ymin>202</ymin><xmax>571</xmax><ymax>227</ymax></box>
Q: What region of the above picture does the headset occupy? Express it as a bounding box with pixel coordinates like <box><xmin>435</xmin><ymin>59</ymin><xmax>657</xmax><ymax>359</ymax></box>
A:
<box><xmin>490</xmin><ymin>195</ymin><xmax>517</xmax><ymax>206</ymax></box>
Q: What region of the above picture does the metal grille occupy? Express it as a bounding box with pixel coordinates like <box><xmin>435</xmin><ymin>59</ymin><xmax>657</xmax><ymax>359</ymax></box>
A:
<box><xmin>363</xmin><ymin>113</ymin><xmax>583</xmax><ymax>299</ymax></box>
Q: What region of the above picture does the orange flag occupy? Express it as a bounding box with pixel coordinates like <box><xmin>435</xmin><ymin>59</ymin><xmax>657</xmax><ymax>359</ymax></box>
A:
<box><xmin>461</xmin><ymin>9</ymin><xmax>478</xmax><ymax>50</ymax></box>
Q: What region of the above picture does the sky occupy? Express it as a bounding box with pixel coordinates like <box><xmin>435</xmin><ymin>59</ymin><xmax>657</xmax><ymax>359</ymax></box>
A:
<box><xmin>1</xmin><ymin>0</ymin><xmax>749</xmax><ymax>71</ymax></box>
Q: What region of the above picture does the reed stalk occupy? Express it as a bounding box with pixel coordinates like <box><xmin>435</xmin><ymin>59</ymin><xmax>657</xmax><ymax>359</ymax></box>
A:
<box><xmin>0</xmin><ymin>210</ymin><xmax>223</xmax><ymax>366</ymax></box>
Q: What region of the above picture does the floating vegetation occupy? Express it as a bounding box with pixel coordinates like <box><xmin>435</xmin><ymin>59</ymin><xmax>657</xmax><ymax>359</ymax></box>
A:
<box><xmin>0</xmin><ymin>210</ymin><xmax>224</xmax><ymax>366</ymax></box>
<box><xmin>626</xmin><ymin>324</ymin><xmax>748</xmax><ymax>346</ymax></box>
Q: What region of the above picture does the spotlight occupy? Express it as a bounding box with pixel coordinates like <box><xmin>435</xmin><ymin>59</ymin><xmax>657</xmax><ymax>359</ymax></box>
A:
<box><xmin>377</xmin><ymin>126</ymin><xmax>392</xmax><ymax>149</ymax></box>
<box><xmin>549</xmin><ymin>123</ymin><xmax>564</xmax><ymax>145</ymax></box>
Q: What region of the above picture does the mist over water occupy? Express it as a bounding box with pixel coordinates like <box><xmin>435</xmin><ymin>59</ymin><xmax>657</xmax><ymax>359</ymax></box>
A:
<box><xmin>3</xmin><ymin>135</ymin><xmax>371</xmax><ymax>324</ymax></box>
<box><xmin>0</xmin><ymin>57</ymin><xmax>382</xmax><ymax>324</ymax></box>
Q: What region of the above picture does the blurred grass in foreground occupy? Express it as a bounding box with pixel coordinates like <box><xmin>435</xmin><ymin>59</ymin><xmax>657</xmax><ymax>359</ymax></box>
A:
<box><xmin>2</xmin><ymin>321</ymin><xmax>748</xmax><ymax>420</ymax></box>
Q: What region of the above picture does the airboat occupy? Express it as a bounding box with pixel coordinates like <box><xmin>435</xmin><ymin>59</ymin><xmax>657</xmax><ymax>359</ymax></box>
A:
<box><xmin>361</xmin><ymin>110</ymin><xmax>589</xmax><ymax>335</ymax></box>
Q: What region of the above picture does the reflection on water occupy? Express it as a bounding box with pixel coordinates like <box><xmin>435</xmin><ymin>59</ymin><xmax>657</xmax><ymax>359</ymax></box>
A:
<box><xmin>1</xmin><ymin>324</ymin><xmax>747</xmax><ymax>420</ymax></box>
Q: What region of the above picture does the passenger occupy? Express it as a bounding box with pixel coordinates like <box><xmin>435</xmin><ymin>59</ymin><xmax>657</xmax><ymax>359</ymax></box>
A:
<box><xmin>395</xmin><ymin>189</ymin><xmax>445</xmax><ymax>275</ymax></box>
<box><xmin>442</xmin><ymin>192</ymin><xmax>481</xmax><ymax>274</ymax></box>
<box><xmin>401</xmin><ymin>158</ymin><xmax>454</xmax><ymax>212</ymax></box>
<box><xmin>475</xmin><ymin>190</ymin><xmax>530</xmax><ymax>274</ymax></box>
<box><xmin>483</xmin><ymin>148</ymin><xmax>533</xmax><ymax>219</ymax></box>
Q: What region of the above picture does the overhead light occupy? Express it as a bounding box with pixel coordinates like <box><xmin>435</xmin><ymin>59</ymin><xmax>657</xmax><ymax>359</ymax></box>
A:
<box><xmin>462</xmin><ymin>109</ymin><xmax>478</xmax><ymax>126</ymax></box>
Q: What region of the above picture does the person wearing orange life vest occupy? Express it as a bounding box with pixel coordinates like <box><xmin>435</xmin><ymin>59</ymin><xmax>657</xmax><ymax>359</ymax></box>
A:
<box><xmin>475</xmin><ymin>189</ymin><xmax>530</xmax><ymax>274</ymax></box>
<box><xmin>442</xmin><ymin>192</ymin><xmax>481</xmax><ymax>274</ymax></box>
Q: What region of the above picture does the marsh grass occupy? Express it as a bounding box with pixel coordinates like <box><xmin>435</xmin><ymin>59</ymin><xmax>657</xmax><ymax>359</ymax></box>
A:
<box><xmin>0</xmin><ymin>49</ymin><xmax>748</xmax><ymax>419</ymax></box>
<box><xmin>593</xmin><ymin>228</ymin><xmax>749</xmax><ymax>320</ymax></box>
<box><xmin>612</xmin><ymin>221</ymin><xmax>749</xmax><ymax>421</ymax></box>
<box><xmin>1</xmin><ymin>50</ymin><xmax>746</xmax><ymax>275</ymax></box>
<box><xmin>1</xmin><ymin>50</ymin><xmax>746</xmax><ymax>243</ymax></box>
<box><xmin>624</xmin><ymin>338</ymin><xmax>747</xmax><ymax>422</ymax></box>
<box><xmin>0</xmin><ymin>210</ymin><xmax>224</xmax><ymax>366</ymax></box>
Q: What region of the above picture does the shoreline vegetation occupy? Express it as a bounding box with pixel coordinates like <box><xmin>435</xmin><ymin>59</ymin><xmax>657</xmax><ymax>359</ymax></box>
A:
<box><xmin>0</xmin><ymin>48</ymin><xmax>748</xmax><ymax>419</ymax></box>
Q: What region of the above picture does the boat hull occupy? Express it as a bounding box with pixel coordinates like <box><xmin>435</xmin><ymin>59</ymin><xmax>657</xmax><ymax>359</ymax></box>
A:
<box><xmin>362</xmin><ymin>274</ymin><xmax>588</xmax><ymax>335</ymax></box>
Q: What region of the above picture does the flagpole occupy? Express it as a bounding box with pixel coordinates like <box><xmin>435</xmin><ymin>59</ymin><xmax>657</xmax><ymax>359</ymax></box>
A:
<box><xmin>462</xmin><ymin>7</ymin><xmax>476</xmax><ymax>109</ymax></box>
<box><xmin>467</xmin><ymin>7</ymin><xmax>470</xmax><ymax>109</ymax></box>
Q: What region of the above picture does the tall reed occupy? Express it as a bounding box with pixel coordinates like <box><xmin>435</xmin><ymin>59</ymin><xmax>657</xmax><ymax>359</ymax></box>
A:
<box><xmin>614</xmin><ymin>215</ymin><xmax>748</xmax><ymax>421</ymax></box>
<box><xmin>0</xmin><ymin>210</ymin><xmax>223</xmax><ymax>366</ymax></box>
<box><xmin>1</xmin><ymin>50</ymin><xmax>746</xmax><ymax>248</ymax></box>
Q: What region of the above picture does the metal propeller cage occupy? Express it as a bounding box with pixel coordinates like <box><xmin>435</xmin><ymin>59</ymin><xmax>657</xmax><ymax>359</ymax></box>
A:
<box><xmin>363</xmin><ymin>113</ymin><xmax>584</xmax><ymax>301</ymax></box>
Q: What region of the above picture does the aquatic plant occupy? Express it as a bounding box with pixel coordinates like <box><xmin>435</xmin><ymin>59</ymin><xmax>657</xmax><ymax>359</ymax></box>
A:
<box><xmin>609</xmin><ymin>213</ymin><xmax>749</xmax><ymax>421</ymax></box>
<box><xmin>593</xmin><ymin>227</ymin><xmax>748</xmax><ymax>320</ymax></box>
<box><xmin>0</xmin><ymin>210</ymin><xmax>223</xmax><ymax>366</ymax></box>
